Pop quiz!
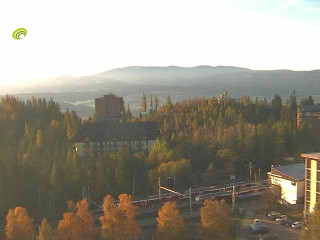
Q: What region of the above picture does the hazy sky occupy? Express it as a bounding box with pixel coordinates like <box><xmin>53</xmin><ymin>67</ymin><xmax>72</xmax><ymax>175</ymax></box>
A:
<box><xmin>1</xmin><ymin>0</ymin><xmax>320</xmax><ymax>88</ymax></box>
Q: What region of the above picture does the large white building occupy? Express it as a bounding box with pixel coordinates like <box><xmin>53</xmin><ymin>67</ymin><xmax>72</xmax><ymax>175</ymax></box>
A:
<box><xmin>267</xmin><ymin>163</ymin><xmax>305</xmax><ymax>204</ymax></box>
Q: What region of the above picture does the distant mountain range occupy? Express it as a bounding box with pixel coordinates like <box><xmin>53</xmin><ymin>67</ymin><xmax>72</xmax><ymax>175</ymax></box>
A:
<box><xmin>3</xmin><ymin>66</ymin><xmax>320</xmax><ymax>117</ymax></box>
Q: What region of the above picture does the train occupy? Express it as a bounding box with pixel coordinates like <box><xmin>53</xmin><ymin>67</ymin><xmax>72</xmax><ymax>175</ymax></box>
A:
<box><xmin>194</xmin><ymin>186</ymin><xmax>266</xmax><ymax>205</ymax></box>
<box><xmin>95</xmin><ymin>182</ymin><xmax>266</xmax><ymax>210</ymax></box>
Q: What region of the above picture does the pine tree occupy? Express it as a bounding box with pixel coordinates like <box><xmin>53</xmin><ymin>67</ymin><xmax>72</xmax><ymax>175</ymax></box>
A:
<box><xmin>150</xmin><ymin>94</ymin><xmax>154</xmax><ymax>113</ymax></box>
<box><xmin>127</xmin><ymin>104</ymin><xmax>132</xmax><ymax>119</ymax></box>
<box><xmin>141</xmin><ymin>94</ymin><xmax>147</xmax><ymax>113</ymax></box>
<box><xmin>154</xmin><ymin>95</ymin><xmax>159</xmax><ymax>111</ymax></box>
<box><xmin>37</xmin><ymin>218</ymin><xmax>56</xmax><ymax>240</ymax></box>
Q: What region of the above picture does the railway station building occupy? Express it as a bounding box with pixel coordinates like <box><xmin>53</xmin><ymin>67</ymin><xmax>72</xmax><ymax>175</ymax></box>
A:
<box><xmin>267</xmin><ymin>163</ymin><xmax>305</xmax><ymax>204</ymax></box>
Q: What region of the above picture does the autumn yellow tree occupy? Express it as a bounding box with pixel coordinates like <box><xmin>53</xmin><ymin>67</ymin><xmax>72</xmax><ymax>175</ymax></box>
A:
<box><xmin>57</xmin><ymin>212</ymin><xmax>82</xmax><ymax>240</ymax></box>
<box><xmin>100</xmin><ymin>194</ymin><xmax>141</xmax><ymax>240</ymax></box>
<box><xmin>37</xmin><ymin>218</ymin><xmax>56</xmax><ymax>240</ymax></box>
<box><xmin>156</xmin><ymin>202</ymin><xmax>185</xmax><ymax>240</ymax></box>
<box><xmin>57</xmin><ymin>199</ymin><xmax>95</xmax><ymax>240</ymax></box>
<box><xmin>5</xmin><ymin>206</ymin><xmax>36</xmax><ymax>240</ymax></box>
<box><xmin>199</xmin><ymin>199</ymin><xmax>230</xmax><ymax>240</ymax></box>
<box><xmin>76</xmin><ymin>199</ymin><xmax>96</xmax><ymax>239</ymax></box>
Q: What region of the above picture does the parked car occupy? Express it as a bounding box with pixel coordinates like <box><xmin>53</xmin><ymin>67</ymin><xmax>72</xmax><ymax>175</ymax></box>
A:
<box><xmin>292</xmin><ymin>222</ymin><xmax>303</xmax><ymax>229</ymax></box>
<box><xmin>252</xmin><ymin>225</ymin><xmax>269</xmax><ymax>234</ymax></box>
<box><xmin>276</xmin><ymin>215</ymin><xmax>287</xmax><ymax>222</ymax></box>
<box><xmin>280</xmin><ymin>219</ymin><xmax>294</xmax><ymax>227</ymax></box>
<box><xmin>267</xmin><ymin>211</ymin><xmax>280</xmax><ymax>220</ymax></box>
<box><xmin>249</xmin><ymin>222</ymin><xmax>265</xmax><ymax>230</ymax></box>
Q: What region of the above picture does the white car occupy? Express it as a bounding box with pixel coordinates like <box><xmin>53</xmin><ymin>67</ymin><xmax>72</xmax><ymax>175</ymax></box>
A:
<box><xmin>254</xmin><ymin>219</ymin><xmax>261</xmax><ymax>224</ymax></box>
<box><xmin>276</xmin><ymin>215</ymin><xmax>287</xmax><ymax>222</ymax></box>
<box><xmin>267</xmin><ymin>211</ymin><xmax>280</xmax><ymax>219</ymax></box>
<box><xmin>291</xmin><ymin>222</ymin><xmax>303</xmax><ymax>229</ymax></box>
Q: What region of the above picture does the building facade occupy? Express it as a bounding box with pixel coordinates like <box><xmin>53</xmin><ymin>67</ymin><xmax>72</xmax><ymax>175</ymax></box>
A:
<box><xmin>73</xmin><ymin>94</ymin><xmax>158</xmax><ymax>157</ymax></box>
<box><xmin>301</xmin><ymin>153</ymin><xmax>320</xmax><ymax>215</ymax></box>
<box><xmin>72</xmin><ymin>122</ymin><xmax>158</xmax><ymax>157</ymax></box>
<box><xmin>267</xmin><ymin>163</ymin><xmax>305</xmax><ymax>204</ymax></box>
<box><xmin>297</xmin><ymin>104</ymin><xmax>320</xmax><ymax>128</ymax></box>
<box><xmin>95</xmin><ymin>93</ymin><xmax>124</xmax><ymax>122</ymax></box>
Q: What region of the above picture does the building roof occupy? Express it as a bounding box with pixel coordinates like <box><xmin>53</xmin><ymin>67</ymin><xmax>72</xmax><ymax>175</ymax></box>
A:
<box><xmin>301</xmin><ymin>153</ymin><xmax>320</xmax><ymax>160</ymax></box>
<box><xmin>270</xmin><ymin>163</ymin><xmax>305</xmax><ymax>181</ymax></box>
<box><xmin>72</xmin><ymin>121</ymin><xmax>158</xmax><ymax>142</ymax></box>
<box><xmin>300</xmin><ymin>104</ymin><xmax>320</xmax><ymax>113</ymax></box>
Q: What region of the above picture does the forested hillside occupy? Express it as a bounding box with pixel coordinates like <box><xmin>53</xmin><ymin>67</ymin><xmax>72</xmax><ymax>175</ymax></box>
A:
<box><xmin>131</xmin><ymin>93</ymin><xmax>320</xmax><ymax>191</ymax></box>
<box><xmin>0</xmin><ymin>93</ymin><xmax>319</xmax><ymax>223</ymax></box>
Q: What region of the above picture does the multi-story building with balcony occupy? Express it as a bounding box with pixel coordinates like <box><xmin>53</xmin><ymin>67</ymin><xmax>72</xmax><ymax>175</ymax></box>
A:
<box><xmin>297</xmin><ymin>104</ymin><xmax>320</xmax><ymax>128</ymax></box>
<box><xmin>301</xmin><ymin>153</ymin><xmax>320</xmax><ymax>216</ymax></box>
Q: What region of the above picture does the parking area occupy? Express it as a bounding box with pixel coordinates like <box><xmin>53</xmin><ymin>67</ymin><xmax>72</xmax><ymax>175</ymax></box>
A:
<box><xmin>252</xmin><ymin>213</ymin><xmax>301</xmax><ymax>239</ymax></box>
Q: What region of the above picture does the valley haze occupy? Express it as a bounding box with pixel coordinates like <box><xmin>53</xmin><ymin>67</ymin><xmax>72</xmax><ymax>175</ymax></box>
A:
<box><xmin>3</xmin><ymin>65</ymin><xmax>320</xmax><ymax>117</ymax></box>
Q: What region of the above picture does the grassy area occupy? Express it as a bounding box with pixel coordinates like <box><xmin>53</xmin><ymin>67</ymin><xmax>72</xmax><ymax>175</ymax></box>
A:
<box><xmin>264</xmin><ymin>203</ymin><xmax>304</xmax><ymax>221</ymax></box>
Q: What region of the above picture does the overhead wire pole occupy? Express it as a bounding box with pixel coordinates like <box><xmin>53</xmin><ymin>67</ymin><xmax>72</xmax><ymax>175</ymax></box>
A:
<box><xmin>133</xmin><ymin>176</ymin><xmax>135</xmax><ymax>199</ymax></box>
<box><xmin>158</xmin><ymin>177</ymin><xmax>161</xmax><ymax>203</ymax></box>
<box><xmin>189</xmin><ymin>188</ymin><xmax>192</xmax><ymax>217</ymax></box>
<box><xmin>232</xmin><ymin>185</ymin><xmax>235</xmax><ymax>208</ymax></box>
<box><xmin>38</xmin><ymin>186</ymin><xmax>41</xmax><ymax>214</ymax></box>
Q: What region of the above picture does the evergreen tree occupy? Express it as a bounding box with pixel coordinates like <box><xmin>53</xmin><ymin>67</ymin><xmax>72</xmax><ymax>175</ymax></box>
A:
<box><xmin>37</xmin><ymin>218</ymin><xmax>56</xmax><ymax>240</ymax></box>
<box><xmin>154</xmin><ymin>95</ymin><xmax>159</xmax><ymax>111</ymax></box>
<box><xmin>141</xmin><ymin>93</ymin><xmax>147</xmax><ymax>113</ymax></box>
<box><xmin>127</xmin><ymin>104</ymin><xmax>132</xmax><ymax>119</ymax></box>
<box><xmin>150</xmin><ymin>94</ymin><xmax>154</xmax><ymax>113</ymax></box>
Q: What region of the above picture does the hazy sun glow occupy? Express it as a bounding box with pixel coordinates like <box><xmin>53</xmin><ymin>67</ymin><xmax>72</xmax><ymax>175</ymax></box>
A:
<box><xmin>1</xmin><ymin>0</ymin><xmax>320</xmax><ymax>90</ymax></box>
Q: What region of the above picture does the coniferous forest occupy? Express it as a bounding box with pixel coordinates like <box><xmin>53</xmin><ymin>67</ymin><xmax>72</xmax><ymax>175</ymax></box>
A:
<box><xmin>0</xmin><ymin>93</ymin><xmax>320</xmax><ymax>224</ymax></box>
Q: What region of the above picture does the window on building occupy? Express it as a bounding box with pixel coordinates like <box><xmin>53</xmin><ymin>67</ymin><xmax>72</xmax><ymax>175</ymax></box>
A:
<box><xmin>317</xmin><ymin>160</ymin><xmax>320</xmax><ymax>171</ymax></box>
<box><xmin>307</xmin><ymin>169</ymin><xmax>311</xmax><ymax>179</ymax></box>
<box><xmin>306</xmin><ymin>202</ymin><xmax>310</xmax><ymax>212</ymax></box>
<box><xmin>317</xmin><ymin>182</ymin><xmax>320</xmax><ymax>193</ymax></box>
<box><xmin>307</xmin><ymin>159</ymin><xmax>311</xmax><ymax>169</ymax></box>
<box><xmin>306</xmin><ymin>191</ymin><xmax>311</xmax><ymax>201</ymax></box>
<box><xmin>307</xmin><ymin>180</ymin><xmax>311</xmax><ymax>191</ymax></box>
<box><xmin>317</xmin><ymin>172</ymin><xmax>320</xmax><ymax>182</ymax></box>
<box><xmin>317</xmin><ymin>194</ymin><xmax>320</xmax><ymax>203</ymax></box>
